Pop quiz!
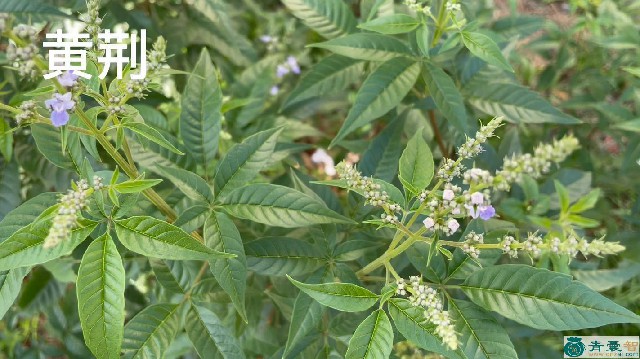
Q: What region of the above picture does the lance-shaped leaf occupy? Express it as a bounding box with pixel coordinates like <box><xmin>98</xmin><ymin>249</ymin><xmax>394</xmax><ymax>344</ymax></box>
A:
<box><xmin>0</xmin><ymin>160</ymin><xmax>20</xmax><ymax>221</ymax></box>
<box><xmin>186</xmin><ymin>303</ymin><xmax>245</xmax><ymax>359</ymax></box>
<box><xmin>283</xmin><ymin>55</ymin><xmax>364</xmax><ymax>109</ymax></box>
<box><xmin>461</xmin><ymin>31</ymin><xmax>513</xmax><ymax>72</ymax></box>
<box><xmin>122</xmin><ymin>303</ymin><xmax>181</xmax><ymax>359</ymax></box>
<box><xmin>154</xmin><ymin>165</ymin><xmax>214</xmax><ymax>203</ymax></box>
<box><xmin>122</xmin><ymin>122</ymin><xmax>184</xmax><ymax>154</ymax></box>
<box><xmin>114</xmin><ymin>216</ymin><xmax>232</xmax><ymax>260</ymax></box>
<box><xmin>204</xmin><ymin>211</ymin><xmax>247</xmax><ymax>322</ymax></box>
<box><xmin>388</xmin><ymin>298</ymin><xmax>460</xmax><ymax>358</ymax></box>
<box><xmin>284</xmin><ymin>292</ymin><xmax>325</xmax><ymax>358</ymax></box>
<box><xmin>150</xmin><ymin>259</ymin><xmax>200</xmax><ymax>294</ymax></box>
<box><xmin>179</xmin><ymin>49</ymin><xmax>222</xmax><ymax>178</ymax></box>
<box><xmin>31</xmin><ymin>124</ymin><xmax>83</xmax><ymax>171</ymax></box>
<box><xmin>310</xmin><ymin>33</ymin><xmax>414</xmax><ymax>62</ymax></box>
<box><xmin>0</xmin><ymin>218</ymin><xmax>97</xmax><ymax>271</ymax></box>
<box><xmin>461</xmin><ymin>264</ymin><xmax>640</xmax><ymax>330</ymax></box>
<box><xmin>246</xmin><ymin>237</ymin><xmax>324</xmax><ymax>276</ymax></box>
<box><xmin>399</xmin><ymin>131</ymin><xmax>434</xmax><ymax>194</ymax></box>
<box><xmin>462</xmin><ymin>81</ymin><xmax>580</xmax><ymax>124</ymax></box>
<box><xmin>77</xmin><ymin>233</ymin><xmax>126</xmax><ymax>359</ymax></box>
<box><xmin>214</xmin><ymin>128</ymin><xmax>282</xmax><ymax>200</ymax></box>
<box><xmin>0</xmin><ymin>0</ymin><xmax>71</xmax><ymax>17</ymax></box>
<box><xmin>345</xmin><ymin>309</ymin><xmax>393</xmax><ymax>359</ymax></box>
<box><xmin>331</xmin><ymin>57</ymin><xmax>420</xmax><ymax>146</ymax></box>
<box><xmin>422</xmin><ymin>62</ymin><xmax>470</xmax><ymax>135</ymax></box>
<box><xmin>449</xmin><ymin>298</ymin><xmax>518</xmax><ymax>359</ymax></box>
<box><xmin>282</xmin><ymin>0</ymin><xmax>357</xmax><ymax>39</ymax></box>
<box><xmin>0</xmin><ymin>267</ymin><xmax>29</xmax><ymax>319</ymax></box>
<box><xmin>288</xmin><ymin>276</ymin><xmax>379</xmax><ymax>312</ymax></box>
<box><xmin>358</xmin><ymin>14</ymin><xmax>420</xmax><ymax>34</ymax></box>
<box><xmin>359</xmin><ymin>118</ymin><xmax>404</xmax><ymax>183</ymax></box>
<box><xmin>221</xmin><ymin>184</ymin><xmax>354</xmax><ymax>227</ymax></box>
<box><xmin>0</xmin><ymin>192</ymin><xmax>59</xmax><ymax>241</ymax></box>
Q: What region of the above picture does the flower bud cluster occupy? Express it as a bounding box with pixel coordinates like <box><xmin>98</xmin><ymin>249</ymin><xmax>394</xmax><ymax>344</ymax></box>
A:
<box><xmin>126</xmin><ymin>37</ymin><xmax>167</xmax><ymax>98</ymax></box>
<box><xmin>396</xmin><ymin>277</ymin><xmax>458</xmax><ymax>350</ymax></box>
<box><xmin>107</xmin><ymin>95</ymin><xmax>125</xmax><ymax>115</ymax></box>
<box><xmin>523</xmin><ymin>232</ymin><xmax>543</xmax><ymax>257</ymax></box>
<box><xmin>495</xmin><ymin>135</ymin><xmax>579</xmax><ymax>191</ymax></box>
<box><xmin>335</xmin><ymin>162</ymin><xmax>402</xmax><ymax>223</ymax></box>
<box><xmin>445</xmin><ymin>1</ymin><xmax>462</xmax><ymax>12</ymax></box>
<box><xmin>6</xmin><ymin>42</ymin><xmax>39</xmax><ymax>79</ymax></box>
<box><xmin>457</xmin><ymin>117</ymin><xmax>503</xmax><ymax>159</ymax></box>
<box><xmin>13</xmin><ymin>24</ymin><xmax>38</xmax><ymax>41</ymax></box>
<box><xmin>437</xmin><ymin>158</ymin><xmax>463</xmax><ymax>181</ymax></box>
<box><xmin>271</xmin><ymin>56</ymin><xmax>301</xmax><ymax>96</ymax></box>
<box><xmin>501</xmin><ymin>235</ymin><xmax>519</xmax><ymax>258</ymax></box>
<box><xmin>15</xmin><ymin>100</ymin><xmax>37</xmax><ymax>125</ymax></box>
<box><xmin>462</xmin><ymin>231</ymin><xmax>483</xmax><ymax>259</ymax></box>
<box><xmin>92</xmin><ymin>175</ymin><xmax>105</xmax><ymax>191</ymax></box>
<box><xmin>462</xmin><ymin>168</ymin><xmax>493</xmax><ymax>188</ymax></box>
<box><xmin>44</xmin><ymin>179</ymin><xmax>95</xmax><ymax>249</ymax></box>
<box><xmin>80</xmin><ymin>0</ymin><xmax>102</xmax><ymax>41</ymax></box>
<box><xmin>549</xmin><ymin>235</ymin><xmax>624</xmax><ymax>258</ymax></box>
<box><xmin>405</xmin><ymin>0</ymin><xmax>432</xmax><ymax>15</ymax></box>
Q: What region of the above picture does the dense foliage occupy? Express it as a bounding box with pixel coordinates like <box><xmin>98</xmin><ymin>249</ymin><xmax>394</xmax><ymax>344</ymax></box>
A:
<box><xmin>0</xmin><ymin>0</ymin><xmax>639</xmax><ymax>358</ymax></box>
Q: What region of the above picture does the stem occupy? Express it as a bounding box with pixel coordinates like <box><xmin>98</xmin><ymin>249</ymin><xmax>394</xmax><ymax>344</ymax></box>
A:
<box><xmin>428</xmin><ymin>110</ymin><xmax>448</xmax><ymax>157</ymax></box>
<box><xmin>359</xmin><ymin>236</ymin><xmax>419</xmax><ymax>275</ymax></box>
<box><xmin>431</xmin><ymin>0</ymin><xmax>449</xmax><ymax>47</ymax></box>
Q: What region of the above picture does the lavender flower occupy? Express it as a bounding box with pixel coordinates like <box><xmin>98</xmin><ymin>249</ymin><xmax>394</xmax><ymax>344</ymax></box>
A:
<box><xmin>276</xmin><ymin>65</ymin><xmax>290</xmax><ymax>78</ymax></box>
<box><xmin>478</xmin><ymin>205</ymin><xmax>496</xmax><ymax>220</ymax></box>
<box><xmin>259</xmin><ymin>35</ymin><xmax>273</xmax><ymax>43</ymax></box>
<box><xmin>57</xmin><ymin>70</ymin><xmax>79</xmax><ymax>87</ymax></box>
<box><xmin>270</xmin><ymin>85</ymin><xmax>279</xmax><ymax>96</ymax></box>
<box><xmin>287</xmin><ymin>56</ymin><xmax>301</xmax><ymax>74</ymax></box>
<box><xmin>45</xmin><ymin>92</ymin><xmax>75</xmax><ymax>127</ymax></box>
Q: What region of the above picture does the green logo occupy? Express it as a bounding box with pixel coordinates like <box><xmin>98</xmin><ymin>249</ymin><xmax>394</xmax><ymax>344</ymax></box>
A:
<box><xmin>564</xmin><ymin>337</ymin><xmax>586</xmax><ymax>357</ymax></box>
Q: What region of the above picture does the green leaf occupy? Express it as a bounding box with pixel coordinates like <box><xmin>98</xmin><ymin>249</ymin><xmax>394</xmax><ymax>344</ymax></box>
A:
<box><xmin>573</xmin><ymin>262</ymin><xmax>640</xmax><ymax>292</ymax></box>
<box><xmin>310</xmin><ymin>33</ymin><xmax>414</xmax><ymax>62</ymax></box>
<box><xmin>461</xmin><ymin>31</ymin><xmax>513</xmax><ymax>72</ymax></box>
<box><xmin>31</xmin><ymin>124</ymin><xmax>83</xmax><ymax>172</ymax></box>
<box><xmin>204</xmin><ymin>211</ymin><xmax>247</xmax><ymax>322</ymax></box>
<box><xmin>246</xmin><ymin>237</ymin><xmax>324</xmax><ymax>276</ymax></box>
<box><xmin>0</xmin><ymin>218</ymin><xmax>97</xmax><ymax>271</ymax></box>
<box><xmin>331</xmin><ymin>57</ymin><xmax>420</xmax><ymax>146</ymax></box>
<box><xmin>0</xmin><ymin>119</ymin><xmax>13</xmax><ymax>161</ymax></box>
<box><xmin>463</xmin><ymin>81</ymin><xmax>580</xmax><ymax>124</ymax></box>
<box><xmin>154</xmin><ymin>165</ymin><xmax>214</xmax><ymax>203</ymax></box>
<box><xmin>554</xmin><ymin>180</ymin><xmax>570</xmax><ymax>213</ymax></box>
<box><xmin>359</xmin><ymin>118</ymin><xmax>404</xmax><ymax>183</ymax></box>
<box><xmin>179</xmin><ymin>49</ymin><xmax>222</xmax><ymax>178</ymax></box>
<box><xmin>345</xmin><ymin>309</ymin><xmax>393</xmax><ymax>359</ymax></box>
<box><xmin>0</xmin><ymin>192</ymin><xmax>59</xmax><ymax>241</ymax></box>
<box><xmin>281</xmin><ymin>0</ymin><xmax>357</xmax><ymax>39</ymax></box>
<box><xmin>113</xmin><ymin>179</ymin><xmax>162</xmax><ymax>194</ymax></box>
<box><xmin>114</xmin><ymin>216</ymin><xmax>232</xmax><ymax>260</ymax></box>
<box><xmin>613</xmin><ymin>118</ymin><xmax>640</xmax><ymax>133</ymax></box>
<box><xmin>461</xmin><ymin>264</ymin><xmax>640</xmax><ymax>330</ymax></box>
<box><xmin>214</xmin><ymin>128</ymin><xmax>281</xmax><ymax>200</ymax></box>
<box><xmin>449</xmin><ymin>298</ymin><xmax>518</xmax><ymax>359</ymax></box>
<box><xmin>569</xmin><ymin>188</ymin><xmax>600</xmax><ymax>214</ymax></box>
<box><xmin>221</xmin><ymin>184</ymin><xmax>354</xmax><ymax>227</ymax></box>
<box><xmin>422</xmin><ymin>62</ymin><xmax>470</xmax><ymax>134</ymax></box>
<box><xmin>122</xmin><ymin>122</ymin><xmax>184</xmax><ymax>155</ymax></box>
<box><xmin>283</xmin><ymin>55</ymin><xmax>364</xmax><ymax>109</ymax></box>
<box><xmin>0</xmin><ymin>267</ymin><xmax>29</xmax><ymax>319</ymax></box>
<box><xmin>287</xmin><ymin>276</ymin><xmax>379</xmax><ymax>312</ymax></box>
<box><xmin>284</xmin><ymin>292</ymin><xmax>325</xmax><ymax>358</ymax></box>
<box><xmin>399</xmin><ymin>131</ymin><xmax>434</xmax><ymax>194</ymax></box>
<box><xmin>150</xmin><ymin>259</ymin><xmax>199</xmax><ymax>294</ymax></box>
<box><xmin>185</xmin><ymin>303</ymin><xmax>245</xmax><ymax>359</ymax></box>
<box><xmin>77</xmin><ymin>232</ymin><xmax>126</xmax><ymax>359</ymax></box>
<box><xmin>358</xmin><ymin>14</ymin><xmax>420</xmax><ymax>34</ymax></box>
<box><xmin>387</xmin><ymin>298</ymin><xmax>458</xmax><ymax>357</ymax></box>
<box><xmin>128</xmin><ymin>132</ymin><xmax>195</xmax><ymax>171</ymax></box>
<box><xmin>0</xmin><ymin>0</ymin><xmax>71</xmax><ymax>17</ymax></box>
<box><xmin>0</xmin><ymin>160</ymin><xmax>21</xmax><ymax>221</ymax></box>
<box><xmin>122</xmin><ymin>303</ymin><xmax>181</xmax><ymax>359</ymax></box>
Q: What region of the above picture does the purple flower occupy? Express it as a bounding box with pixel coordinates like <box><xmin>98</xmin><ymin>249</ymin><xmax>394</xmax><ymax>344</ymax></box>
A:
<box><xmin>259</xmin><ymin>35</ymin><xmax>273</xmax><ymax>43</ymax></box>
<box><xmin>57</xmin><ymin>70</ymin><xmax>79</xmax><ymax>87</ymax></box>
<box><xmin>45</xmin><ymin>92</ymin><xmax>75</xmax><ymax>127</ymax></box>
<box><xmin>270</xmin><ymin>85</ymin><xmax>279</xmax><ymax>96</ymax></box>
<box><xmin>478</xmin><ymin>205</ymin><xmax>496</xmax><ymax>220</ymax></box>
<box><xmin>276</xmin><ymin>65</ymin><xmax>290</xmax><ymax>78</ymax></box>
<box><xmin>287</xmin><ymin>56</ymin><xmax>300</xmax><ymax>74</ymax></box>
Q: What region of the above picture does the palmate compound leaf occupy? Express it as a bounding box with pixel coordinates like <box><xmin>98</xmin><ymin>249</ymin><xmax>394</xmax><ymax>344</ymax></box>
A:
<box><xmin>179</xmin><ymin>48</ymin><xmax>222</xmax><ymax>178</ymax></box>
<box><xmin>114</xmin><ymin>216</ymin><xmax>233</xmax><ymax>260</ymax></box>
<box><xmin>186</xmin><ymin>302</ymin><xmax>245</xmax><ymax>359</ymax></box>
<box><xmin>345</xmin><ymin>309</ymin><xmax>393</xmax><ymax>359</ymax></box>
<box><xmin>461</xmin><ymin>264</ymin><xmax>640</xmax><ymax>330</ymax></box>
<box><xmin>221</xmin><ymin>184</ymin><xmax>355</xmax><ymax>228</ymax></box>
<box><xmin>77</xmin><ymin>232</ymin><xmax>125</xmax><ymax>359</ymax></box>
<box><xmin>0</xmin><ymin>217</ymin><xmax>97</xmax><ymax>271</ymax></box>
<box><xmin>281</xmin><ymin>0</ymin><xmax>357</xmax><ymax>39</ymax></box>
<box><xmin>287</xmin><ymin>276</ymin><xmax>379</xmax><ymax>312</ymax></box>
<box><xmin>330</xmin><ymin>57</ymin><xmax>421</xmax><ymax>147</ymax></box>
<box><xmin>122</xmin><ymin>303</ymin><xmax>181</xmax><ymax>359</ymax></box>
<box><xmin>204</xmin><ymin>211</ymin><xmax>247</xmax><ymax>322</ymax></box>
